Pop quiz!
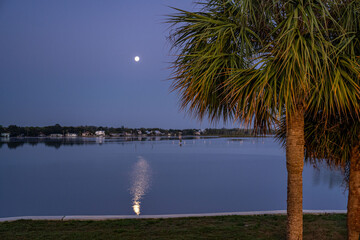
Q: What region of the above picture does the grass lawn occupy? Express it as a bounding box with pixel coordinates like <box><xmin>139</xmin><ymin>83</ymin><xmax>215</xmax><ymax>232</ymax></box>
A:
<box><xmin>0</xmin><ymin>214</ymin><xmax>347</xmax><ymax>240</ymax></box>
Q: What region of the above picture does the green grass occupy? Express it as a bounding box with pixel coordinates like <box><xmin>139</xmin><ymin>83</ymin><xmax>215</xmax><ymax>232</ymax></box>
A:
<box><xmin>0</xmin><ymin>214</ymin><xmax>347</xmax><ymax>240</ymax></box>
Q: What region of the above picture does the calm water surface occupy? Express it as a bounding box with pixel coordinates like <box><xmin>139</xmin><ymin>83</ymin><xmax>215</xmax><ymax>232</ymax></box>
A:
<box><xmin>0</xmin><ymin>137</ymin><xmax>347</xmax><ymax>218</ymax></box>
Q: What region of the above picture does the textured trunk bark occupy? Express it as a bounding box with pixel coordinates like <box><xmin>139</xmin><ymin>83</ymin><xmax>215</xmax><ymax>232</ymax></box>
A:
<box><xmin>286</xmin><ymin>108</ymin><xmax>304</xmax><ymax>240</ymax></box>
<box><xmin>348</xmin><ymin>145</ymin><xmax>360</xmax><ymax>240</ymax></box>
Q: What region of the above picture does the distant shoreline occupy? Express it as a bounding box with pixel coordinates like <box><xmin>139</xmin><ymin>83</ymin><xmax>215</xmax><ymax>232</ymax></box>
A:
<box><xmin>0</xmin><ymin>125</ymin><xmax>275</xmax><ymax>138</ymax></box>
<box><xmin>0</xmin><ymin>135</ymin><xmax>275</xmax><ymax>140</ymax></box>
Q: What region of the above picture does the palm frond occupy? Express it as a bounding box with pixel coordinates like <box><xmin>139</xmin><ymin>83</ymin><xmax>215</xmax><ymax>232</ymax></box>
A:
<box><xmin>167</xmin><ymin>0</ymin><xmax>360</xmax><ymax>133</ymax></box>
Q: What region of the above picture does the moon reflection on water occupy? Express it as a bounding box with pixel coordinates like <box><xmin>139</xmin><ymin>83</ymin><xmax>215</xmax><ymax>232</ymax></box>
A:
<box><xmin>130</xmin><ymin>156</ymin><xmax>152</xmax><ymax>215</ymax></box>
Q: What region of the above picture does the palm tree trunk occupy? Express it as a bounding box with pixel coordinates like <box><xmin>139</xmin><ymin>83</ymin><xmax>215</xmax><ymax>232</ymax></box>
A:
<box><xmin>348</xmin><ymin>144</ymin><xmax>360</xmax><ymax>240</ymax></box>
<box><xmin>286</xmin><ymin>108</ymin><xmax>304</xmax><ymax>240</ymax></box>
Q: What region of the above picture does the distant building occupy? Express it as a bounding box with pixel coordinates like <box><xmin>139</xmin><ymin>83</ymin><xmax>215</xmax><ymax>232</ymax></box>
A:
<box><xmin>1</xmin><ymin>133</ymin><xmax>10</xmax><ymax>138</ymax></box>
<box><xmin>50</xmin><ymin>134</ymin><xmax>63</xmax><ymax>138</ymax></box>
<box><xmin>194</xmin><ymin>131</ymin><xmax>201</xmax><ymax>136</ymax></box>
<box><xmin>38</xmin><ymin>133</ymin><xmax>46</xmax><ymax>137</ymax></box>
<box><xmin>154</xmin><ymin>130</ymin><xmax>165</xmax><ymax>136</ymax></box>
<box><xmin>95</xmin><ymin>130</ymin><xmax>105</xmax><ymax>137</ymax></box>
<box><xmin>66</xmin><ymin>133</ymin><xmax>77</xmax><ymax>137</ymax></box>
<box><xmin>124</xmin><ymin>132</ymin><xmax>132</xmax><ymax>136</ymax></box>
<box><xmin>82</xmin><ymin>131</ymin><xmax>91</xmax><ymax>137</ymax></box>
<box><xmin>137</xmin><ymin>130</ymin><xmax>142</xmax><ymax>135</ymax></box>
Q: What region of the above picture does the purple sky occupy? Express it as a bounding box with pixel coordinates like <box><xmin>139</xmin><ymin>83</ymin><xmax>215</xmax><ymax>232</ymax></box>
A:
<box><xmin>0</xmin><ymin>0</ymin><xmax>232</xmax><ymax>129</ymax></box>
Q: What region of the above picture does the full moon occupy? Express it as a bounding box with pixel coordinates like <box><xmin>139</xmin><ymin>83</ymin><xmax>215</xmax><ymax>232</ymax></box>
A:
<box><xmin>134</xmin><ymin>56</ymin><xmax>140</xmax><ymax>62</ymax></box>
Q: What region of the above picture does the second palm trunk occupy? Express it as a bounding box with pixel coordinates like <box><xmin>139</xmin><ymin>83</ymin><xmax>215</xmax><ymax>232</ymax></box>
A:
<box><xmin>286</xmin><ymin>108</ymin><xmax>304</xmax><ymax>240</ymax></box>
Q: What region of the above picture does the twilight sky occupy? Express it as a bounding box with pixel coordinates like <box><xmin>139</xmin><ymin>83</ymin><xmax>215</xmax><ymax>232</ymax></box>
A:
<box><xmin>0</xmin><ymin>0</ymin><xmax>232</xmax><ymax>129</ymax></box>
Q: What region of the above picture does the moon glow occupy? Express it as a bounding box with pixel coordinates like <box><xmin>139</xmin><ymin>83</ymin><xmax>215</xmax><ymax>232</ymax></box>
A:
<box><xmin>134</xmin><ymin>56</ymin><xmax>140</xmax><ymax>62</ymax></box>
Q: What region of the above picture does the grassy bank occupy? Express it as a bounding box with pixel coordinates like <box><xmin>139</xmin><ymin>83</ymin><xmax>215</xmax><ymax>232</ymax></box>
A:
<box><xmin>0</xmin><ymin>214</ymin><xmax>347</xmax><ymax>240</ymax></box>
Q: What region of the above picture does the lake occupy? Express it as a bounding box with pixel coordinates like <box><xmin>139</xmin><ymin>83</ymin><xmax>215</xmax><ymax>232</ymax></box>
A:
<box><xmin>0</xmin><ymin>136</ymin><xmax>347</xmax><ymax>218</ymax></box>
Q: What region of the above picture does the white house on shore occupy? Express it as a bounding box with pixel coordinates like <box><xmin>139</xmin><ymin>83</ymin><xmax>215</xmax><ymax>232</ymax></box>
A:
<box><xmin>1</xmin><ymin>133</ymin><xmax>10</xmax><ymax>138</ymax></box>
<box><xmin>66</xmin><ymin>133</ymin><xmax>78</xmax><ymax>137</ymax></box>
<box><xmin>95</xmin><ymin>130</ymin><xmax>105</xmax><ymax>137</ymax></box>
<box><xmin>50</xmin><ymin>134</ymin><xmax>63</xmax><ymax>138</ymax></box>
<box><xmin>82</xmin><ymin>131</ymin><xmax>91</xmax><ymax>137</ymax></box>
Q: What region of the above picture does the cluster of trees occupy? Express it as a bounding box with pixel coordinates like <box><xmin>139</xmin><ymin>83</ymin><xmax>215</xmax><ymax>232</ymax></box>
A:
<box><xmin>0</xmin><ymin>124</ymin><xmax>270</xmax><ymax>137</ymax></box>
<box><xmin>168</xmin><ymin>1</ymin><xmax>360</xmax><ymax>239</ymax></box>
<box><xmin>202</xmin><ymin>128</ymin><xmax>275</xmax><ymax>136</ymax></box>
<box><xmin>0</xmin><ymin>124</ymin><xmax>202</xmax><ymax>137</ymax></box>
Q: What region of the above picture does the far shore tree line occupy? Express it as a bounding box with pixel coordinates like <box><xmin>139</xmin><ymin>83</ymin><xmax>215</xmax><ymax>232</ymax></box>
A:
<box><xmin>0</xmin><ymin>124</ymin><xmax>271</xmax><ymax>137</ymax></box>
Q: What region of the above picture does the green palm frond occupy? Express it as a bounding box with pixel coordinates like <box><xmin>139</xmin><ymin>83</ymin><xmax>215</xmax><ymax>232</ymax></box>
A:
<box><xmin>167</xmin><ymin>0</ymin><xmax>272</xmax><ymax>125</ymax></box>
<box><xmin>275</xmin><ymin>0</ymin><xmax>360</xmax><ymax>166</ymax></box>
<box><xmin>167</xmin><ymin>0</ymin><xmax>360</xmax><ymax>132</ymax></box>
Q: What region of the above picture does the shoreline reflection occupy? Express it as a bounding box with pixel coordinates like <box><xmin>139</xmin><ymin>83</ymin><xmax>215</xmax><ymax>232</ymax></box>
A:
<box><xmin>0</xmin><ymin>136</ymin><xmax>215</xmax><ymax>149</ymax></box>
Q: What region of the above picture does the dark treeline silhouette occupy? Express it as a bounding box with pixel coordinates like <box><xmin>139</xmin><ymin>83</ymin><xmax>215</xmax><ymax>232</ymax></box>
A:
<box><xmin>0</xmin><ymin>124</ymin><xmax>266</xmax><ymax>137</ymax></box>
<box><xmin>0</xmin><ymin>124</ymin><xmax>196</xmax><ymax>137</ymax></box>
<box><xmin>202</xmin><ymin>128</ymin><xmax>275</xmax><ymax>136</ymax></box>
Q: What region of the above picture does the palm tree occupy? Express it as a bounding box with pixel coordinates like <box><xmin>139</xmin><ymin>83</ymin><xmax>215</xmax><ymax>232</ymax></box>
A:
<box><xmin>305</xmin><ymin>119</ymin><xmax>360</xmax><ymax>240</ymax></box>
<box><xmin>276</xmin><ymin>113</ymin><xmax>360</xmax><ymax>240</ymax></box>
<box><xmin>276</xmin><ymin>2</ymin><xmax>360</xmax><ymax>238</ymax></box>
<box><xmin>167</xmin><ymin>1</ymin><xmax>360</xmax><ymax>239</ymax></box>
